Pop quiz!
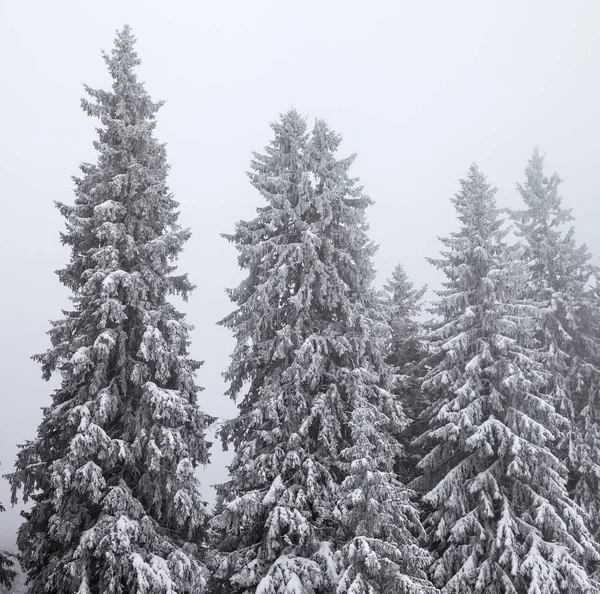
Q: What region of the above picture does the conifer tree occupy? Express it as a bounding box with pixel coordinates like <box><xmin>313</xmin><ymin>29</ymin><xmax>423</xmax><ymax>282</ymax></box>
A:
<box><xmin>414</xmin><ymin>164</ymin><xmax>599</xmax><ymax>593</ymax></box>
<box><xmin>209</xmin><ymin>110</ymin><xmax>434</xmax><ymax>594</ymax></box>
<box><xmin>383</xmin><ymin>262</ymin><xmax>427</xmax><ymax>375</ymax></box>
<box><xmin>6</xmin><ymin>26</ymin><xmax>210</xmax><ymax>594</ymax></box>
<box><xmin>381</xmin><ymin>263</ymin><xmax>428</xmax><ymax>484</ymax></box>
<box><xmin>336</xmin><ymin>397</ymin><xmax>435</xmax><ymax>594</ymax></box>
<box><xmin>512</xmin><ymin>148</ymin><xmax>600</xmax><ymax>539</ymax></box>
<box><xmin>576</xmin><ymin>285</ymin><xmax>600</xmax><ymax>539</ymax></box>
<box><xmin>0</xmin><ymin>501</ymin><xmax>15</xmax><ymax>589</ymax></box>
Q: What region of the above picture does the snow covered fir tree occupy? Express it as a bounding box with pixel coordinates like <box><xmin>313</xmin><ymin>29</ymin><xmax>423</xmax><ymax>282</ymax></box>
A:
<box><xmin>6</xmin><ymin>26</ymin><xmax>211</xmax><ymax>594</ymax></box>
<box><xmin>381</xmin><ymin>264</ymin><xmax>428</xmax><ymax>484</ymax></box>
<box><xmin>511</xmin><ymin>149</ymin><xmax>600</xmax><ymax>540</ymax></box>
<box><xmin>412</xmin><ymin>164</ymin><xmax>600</xmax><ymax>593</ymax></box>
<box><xmin>208</xmin><ymin>110</ymin><xmax>435</xmax><ymax>594</ymax></box>
<box><xmin>382</xmin><ymin>262</ymin><xmax>427</xmax><ymax>379</ymax></box>
<box><xmin>0</xmin><ymin>501</ymin><xmax>15</xmax><ymax>590</ymax></box>
<box><xmin>2</xmin><ymin>20</ymin><xmax>600</xmax><ymax>594</ymax></box>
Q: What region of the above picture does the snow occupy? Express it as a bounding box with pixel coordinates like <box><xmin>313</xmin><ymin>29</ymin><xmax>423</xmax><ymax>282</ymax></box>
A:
<box><xmin>211</xmin><ymin>110</ymin><xmax>434</xmax><ymax>594</ymax></box>
<box><xmin>414</xmin><ymin>163</ymin><xmax>599</xmax><ymax>592</ymax></box>
<box><xmin>6</xmin><ymin>25</ymin><xmax>210</xmax><ymax>594</ymax></box>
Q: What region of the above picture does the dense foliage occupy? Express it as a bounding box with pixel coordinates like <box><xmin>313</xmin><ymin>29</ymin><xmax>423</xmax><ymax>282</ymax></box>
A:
<box><xmin>6</xmin><ymin>26</ymin><xmax>211</xmax><ymax>594</ymax></box>
<box><xmin>209</xmin><ymin>110</ymin><xmax>434</xmax><ymax>594</ymax></box>
<box><xmin>413</xmin><ymin>165</ymin><xmax>599</xmax><ymax>593</ymax></box>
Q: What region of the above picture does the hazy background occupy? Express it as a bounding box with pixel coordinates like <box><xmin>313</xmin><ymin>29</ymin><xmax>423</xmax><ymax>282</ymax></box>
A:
<box><xmin>1</xmin><ymin>0</ymin><xmax>599</xmax><ymax>550</ymax></box>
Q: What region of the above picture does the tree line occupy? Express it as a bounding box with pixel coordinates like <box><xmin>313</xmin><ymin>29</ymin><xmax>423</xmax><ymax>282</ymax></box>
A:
<box><xmin>2</xmin><ymin>26</ymin><xmax>599</xmax><ymax>594</ymax></box>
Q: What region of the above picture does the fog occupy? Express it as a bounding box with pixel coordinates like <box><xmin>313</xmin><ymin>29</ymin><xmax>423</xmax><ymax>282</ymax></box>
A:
<box><xmin>1</xmin><ymin>0</ymin><xmax>599</xmax><ymax>550</ymax></box>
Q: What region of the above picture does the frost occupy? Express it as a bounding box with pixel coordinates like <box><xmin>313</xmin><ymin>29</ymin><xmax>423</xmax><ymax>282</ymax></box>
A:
<box><xmin>7</xmin><ymin>25</ymin><xmax>210</xmax><ymax>594</ymax></box>
<box><xmin>210</xmin><ymin>111</ymin><xmax>434</xmax><ymax>594</ymax></box>
<box><xmin>511</xmin><ymin>147</ymin><xmax>600</xmax><ymax>542</ymax></box>
<box><xmin>414</xmin><ymin>164</ymin><xmax>598</xmax><ymax>593</ymax></box>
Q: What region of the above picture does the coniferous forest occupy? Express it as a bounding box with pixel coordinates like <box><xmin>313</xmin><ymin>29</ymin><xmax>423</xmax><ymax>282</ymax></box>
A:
<box><xmin>2</xmin><ymin>23</ymin><xmax>600</xmax><ymax>594</ymax></box>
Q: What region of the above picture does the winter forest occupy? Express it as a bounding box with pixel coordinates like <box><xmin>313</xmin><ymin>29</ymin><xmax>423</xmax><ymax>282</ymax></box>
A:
<box><xmin>2</xmin><ymin>4</ymin><xmax>600</xmax><ymax>594</ymax></box>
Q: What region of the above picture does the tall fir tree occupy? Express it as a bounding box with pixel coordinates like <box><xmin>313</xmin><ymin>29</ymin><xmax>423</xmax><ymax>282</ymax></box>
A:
<box><xmin>209</xmin><ymin>110</ymin><xmax>434</xmax><ymax>594</ymax></box>
<box><xmin>511</xmin><ymin>148</ymin><xmax>600</xmax><ymax>539</ymax></box>
<box><xmin>413</xmin><ymin>164</ymin><xmax>599</xmax><ymax>593</ymax></box>
<box><xmin>6</xmin><ymin>26</ymin><xmax>211</xmax><ymax>594</ymax></box>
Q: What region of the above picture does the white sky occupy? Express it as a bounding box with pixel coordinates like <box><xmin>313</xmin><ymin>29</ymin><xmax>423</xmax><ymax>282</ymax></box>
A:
<box><xmin>1</xmin><ymin>0</ymin><xmax>599</xmax><ymax>550</ymax></box>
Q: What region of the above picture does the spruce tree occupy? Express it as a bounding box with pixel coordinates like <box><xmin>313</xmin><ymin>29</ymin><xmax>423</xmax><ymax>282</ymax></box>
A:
<box><xmin>413</xmin><ymin>164</ymin><xmax>599</xmax><ymax>593</ymax></box>
<box><xmin>576</xmin><ymin>284</ymin><xmax>600</xmax><ymax>540</ymax></box>
<box><xmin>336</xmin><ymin>397</ymin><xmax>435</xmax><ymax>594</ymax></box>
<box><xmin>6</xmin><ymin>26</ymin><xmax>210</xmax><ymax>594</ymax></box>
<box><xmin>383</xmin><ymin>262</ymin><xmax>427</xmax><ymax>375</ymax></box>
<box><xmin>209</xmin><ymin>110</ymin><xmax>434</xmax><ymax>594</ymax></box>
<box><xmin>512</xmin><ymin>148</ymin><xmax>600</xmax><ymax>540</ymax></box>
<box><xmin>381</xmin><ymin>263</ymin><xmax>428</xmax><ymax>484</ymax></box>
<box><xmin>0</xmin><ymin>501</ymin><xmax>15</xmax><ymax>590</ymax></box>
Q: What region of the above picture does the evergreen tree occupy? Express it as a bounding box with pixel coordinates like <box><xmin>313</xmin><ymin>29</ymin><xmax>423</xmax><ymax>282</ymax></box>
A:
<box><xmin>0</xmin><ymin>501</ymin><xmax>16</xmax><ymax>590</ymax></box>
<box><xmin>576</xmin><ymin>284</ymin><xmax>600</xmax><ymax>540</ymax></box>
<box><xmin>336</xmin><ymin>396</ymin><xmax>435</xmax><ymax>594</ymax></box>
<box><xmin>383</xmin><ymin>262</ymin><xmax>427</xmax><ymax>375</ymax></box>
<box><xmin>209</xmin><ymin>110</ymin><xmax>434</xmax><ymax>594</ymax></box>
<box><xmin>413</xmin><ymin>164</ymin><xmax>599</xmax><ymax>593</ymax></box>
<box><xmin>6</xmin><ymin>26</ymin><xmax>210</xmax><ymax>594</ymax></box>
<box><xmin>511</xmin><ymin>148</ymin><xmax>600</xmax><ymax>539</ymax></box>
<box><xmin>381</xmin><ymin>263</ymin><xmax>428</xmax><ymax>484</ymax></box>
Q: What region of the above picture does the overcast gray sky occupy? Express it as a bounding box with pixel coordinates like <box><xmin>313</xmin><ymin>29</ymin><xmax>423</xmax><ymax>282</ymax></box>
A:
<box><xmin>1</xmin><ymin>0</ymin><xmax>599</xmax><ymax>550</ymax></box>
